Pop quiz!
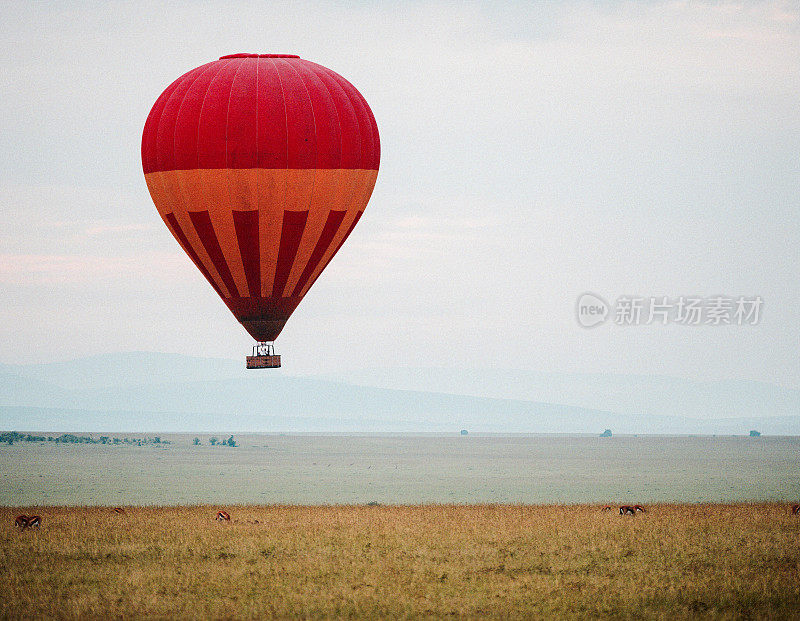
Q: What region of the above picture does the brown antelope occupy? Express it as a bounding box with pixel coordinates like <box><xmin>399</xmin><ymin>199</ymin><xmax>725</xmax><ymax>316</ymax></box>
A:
<box><xmin>113</xmin><ymin>507</ymin><xmax>126</xmax><ymax>515</ymax></box>
<box><xmin>25</xmin><ymin>515</ymin><xmax>41</xmax><ymax>529</ymax></box>
<box><xmin>601</xmin><ymin>505</ymin><xmax>613</xmax><ymax>512</ymax></box>
<box><xmin>14</xmin><ymin>515</ymin><xmax>28</xmax><ymax>529</ymax></box>
<box><xmin>792</xmin><ymin>504</ymin><xmax>799</xmax><ymax>515</ymax></box>
<box><xmin>215</xmin><ymin>510</ymin><xmax>231</xmax><ymax>521</ymax></box>
<box><xmin>634</xmin><ymin>505</ymin><xmax>646</xmax><ymax>513</ymax></box>
<box><xmin>619</xmin><ymin>506</ymin><xmax>636</xmax><ymax>516</ymax></box>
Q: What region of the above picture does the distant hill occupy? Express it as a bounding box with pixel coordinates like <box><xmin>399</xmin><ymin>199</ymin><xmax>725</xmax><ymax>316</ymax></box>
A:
<box><xmin>0</xmin><ymin>405</ymin><xmax>422</xmax><ymax>433</ymax></box>
<box><xmin>1</xmin><ymin>352</ymin><xmax>248</xmax><ymax>390</ymax></box>
<box><xmin>0</xmin><ymin>353</ymin><xmax>797</xmax><ymax>434</ymax></box>
<box><xmin>320</xmin><ymin>367</ymin><xmax>800</xmax><ymax>421</ymax></box>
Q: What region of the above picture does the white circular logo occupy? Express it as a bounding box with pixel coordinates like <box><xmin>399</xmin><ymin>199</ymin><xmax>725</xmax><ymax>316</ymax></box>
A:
<box><xmin>576</xmin><ymin>292</ymin><xmax>609</xmax><ymax>328</ymax></box>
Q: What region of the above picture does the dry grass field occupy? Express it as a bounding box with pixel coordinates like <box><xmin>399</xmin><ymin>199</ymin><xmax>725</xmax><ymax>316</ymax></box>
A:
<box><xmin>1</xmin><ymin>504</ymin><xmax>798</xmax><ymax>619</ymax></box>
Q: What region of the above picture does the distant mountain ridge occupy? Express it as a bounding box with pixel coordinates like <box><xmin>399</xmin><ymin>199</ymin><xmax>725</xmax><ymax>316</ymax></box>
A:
<box><xmin>0</xmin><ymin>353</ymin><xmax>797</xmax><ymax>434</ymax></box>
<box><xmin>319</xmin><ymin>367</ymin><xmax>800</xmax><ymax>421</ymax></box>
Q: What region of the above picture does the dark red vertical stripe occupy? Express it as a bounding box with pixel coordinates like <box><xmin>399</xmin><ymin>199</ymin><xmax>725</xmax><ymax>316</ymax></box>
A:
<box><xmin>272</xmin><ymin>210</ymin><xmax>309</xmax><ymax>297</ymax></box>
<box><xmin>164</xmin><ymin>213</ymin><xmax>224</xmax><ymax>298</ymax></box>
<box><xmin>188</xmin><ymin>211</ymin><xmax>238</xmax><ymax>297</ymax></box>
<box><xmin>233</xmin><ymin>210</ymin><xmax>260</xmax><ymax>298</ymax></box>
<box><xmin>303</xmin><ymin>210</ymin><xmax>364</xmax><ymax>293</ymax></box>
<box><xmin>335</xmin><ymin>211</ymin><xmax>363</xmax><ymax>251</ymax></box>
<box><xmin>291</xmin><ymin>210</ymin><xmax>347</xmax><ymax>297</ymax></box>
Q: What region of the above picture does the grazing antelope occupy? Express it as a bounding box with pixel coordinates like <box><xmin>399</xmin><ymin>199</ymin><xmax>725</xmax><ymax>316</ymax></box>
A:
<box><xmin>14</xmin><ymin>515</ymin><xmax>28</xmax><ymax>529</ymax></box>
<box><xmin>792</xmin><ymin>504</ymin><xmax>799</xmax><ymax>515</ymax></box>
<box><xmin>113</xmin><ymin>507</ymin><xmax>126</xmax><ymax>515</ymax></box>
<box><xmin>25</xmin><ymin>515</ymin><xmax>41</xmax><ymax>529</ymax></box>
<box><xmin>634</xmin><ymin>505</ymin><xmax>646</xmax><ymax>513</ymax></box>
<box><xmin>215</xmin><ymin>511</ymin><xmax>231</xmax><ymax>521</ymax></box>
<box><xmin>619</xmin><ymin>506</ymin><xmax>636</xmax><ymax>516</ymax></box>
<box><xmin>601</xmin><ymin>505</ymin><xmax>613</xmax><ymax>512</ymax></box>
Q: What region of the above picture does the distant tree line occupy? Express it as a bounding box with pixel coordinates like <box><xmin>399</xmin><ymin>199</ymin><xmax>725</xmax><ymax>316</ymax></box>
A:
<box><xmin>0</xmin><ymin>432</ymin><xmax>170</xmax><ymax>445</ymax></box>
<box><xmin>194</xmin><ymin>436</ymin><xmax>236</xmax><ymax>447</ymax></box>
<box><xmin>0</xmin><ymin>431</ymin><xmax>238</xmax><ymax>447</ymax></box>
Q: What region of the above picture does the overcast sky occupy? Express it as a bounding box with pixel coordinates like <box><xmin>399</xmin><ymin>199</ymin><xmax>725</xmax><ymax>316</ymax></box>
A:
<box><xmin>0</xmin><ymin>1</ymin><xmax>798</xmax><ymax>387</ymax></box>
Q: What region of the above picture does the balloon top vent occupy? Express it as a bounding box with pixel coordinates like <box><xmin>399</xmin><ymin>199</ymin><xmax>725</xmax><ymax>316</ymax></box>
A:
<box><xmin>220</xmin><ymin>53</ymin><xmax>300</xmax><ymax>59</ymax></box>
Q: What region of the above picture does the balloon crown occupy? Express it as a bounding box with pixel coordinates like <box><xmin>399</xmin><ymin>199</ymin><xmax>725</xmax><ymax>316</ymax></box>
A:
<box><xmin>219</xmin><ymin>53</ymin><xmax>300</xmax><ymax>59</ymax></box>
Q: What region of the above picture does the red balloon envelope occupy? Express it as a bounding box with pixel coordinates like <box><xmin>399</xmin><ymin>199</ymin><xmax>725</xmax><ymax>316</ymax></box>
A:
<box><xmin>141</xmin><ymin>54</ymin><xmax>380</xmax><ymax>359</ymax></box>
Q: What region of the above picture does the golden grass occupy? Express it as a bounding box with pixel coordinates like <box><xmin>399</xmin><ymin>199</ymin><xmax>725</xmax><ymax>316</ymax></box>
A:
<box><xmin>1</xmin><ymin>504</ymin><xmax>798</xmax><ymax>619</ymax></box>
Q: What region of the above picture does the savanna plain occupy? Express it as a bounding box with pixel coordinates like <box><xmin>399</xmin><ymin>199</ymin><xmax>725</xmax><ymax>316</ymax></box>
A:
<box><xmin>2</xmin><ymin>503</ymin><xmax>799</xmax><ymax>619</ymax></box>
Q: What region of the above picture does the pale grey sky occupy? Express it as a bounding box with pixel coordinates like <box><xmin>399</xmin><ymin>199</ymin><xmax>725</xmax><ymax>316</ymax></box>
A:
<box><xmin>0</xmin><ymin>1</ymin><xmax>798</xmax><ymax>387</ymax></box>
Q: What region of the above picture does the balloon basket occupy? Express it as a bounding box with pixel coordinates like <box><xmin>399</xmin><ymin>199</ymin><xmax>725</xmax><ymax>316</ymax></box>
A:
<box><xmin>246</xmin><ymin>342</ymin><xmax>281</xmax><ymax>369</ymax></box>
<box><xmin>246</xmin><ymin>355</ymin><xmax>281</xmax><ymax>369</ymax></box>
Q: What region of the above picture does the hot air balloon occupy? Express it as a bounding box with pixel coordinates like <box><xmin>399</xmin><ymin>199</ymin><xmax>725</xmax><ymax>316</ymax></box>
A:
<box><xmin>142</xmin><ymin>54</ymin><xmax>380</xmax><ymax>368</ymax></box>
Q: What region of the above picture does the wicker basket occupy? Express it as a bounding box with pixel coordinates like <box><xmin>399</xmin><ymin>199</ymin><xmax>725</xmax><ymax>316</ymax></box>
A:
<box><xmin>246</xmin><ymin>355</ymin><xmax>281</xmax><ymax>369</ymax></box>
